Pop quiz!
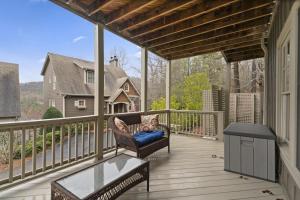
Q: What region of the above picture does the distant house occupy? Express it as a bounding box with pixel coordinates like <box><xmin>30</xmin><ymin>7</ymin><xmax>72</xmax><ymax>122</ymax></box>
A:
<box><xmin>41</xmin><ymin>53</ymin><xmax>140</xmax><ymax>117</ymax></box>
<box><xmin>0</xmin><ymin>62</ymin><xmax>21</xmax><ymax>122</ymax></box>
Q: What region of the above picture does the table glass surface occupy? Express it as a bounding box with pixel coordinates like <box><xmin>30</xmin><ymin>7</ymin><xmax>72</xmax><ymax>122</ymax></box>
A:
<box><xmin>56</xmin><ymin>154</ymin><xmax>146</xmax><ymax>199</ymax></box>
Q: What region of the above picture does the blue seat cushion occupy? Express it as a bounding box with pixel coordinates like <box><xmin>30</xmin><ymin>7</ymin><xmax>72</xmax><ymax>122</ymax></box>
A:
<box><xmin>133</xmin><ymin>130</ymin><xmax>165</xmax><ymax>147</ymax></box>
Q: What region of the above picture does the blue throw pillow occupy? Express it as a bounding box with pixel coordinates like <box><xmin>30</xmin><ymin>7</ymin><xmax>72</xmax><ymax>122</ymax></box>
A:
<box><xmin>133</xmin><ymin>130</ymin><xmax>164</xmax><ymax>147</ymax></box>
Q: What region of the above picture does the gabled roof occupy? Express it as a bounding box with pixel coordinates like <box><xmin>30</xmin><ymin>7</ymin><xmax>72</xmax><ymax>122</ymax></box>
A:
<box><xmin>41</xmin><ymin>53</ymin><xmax>139</xmax><ymax>97</ymax></box>
<box><xmin>107</xmin><ymin>88</ymin><xmax>131</xmax><ymax>103</ymax></box>
<box><xmin>0</xmin><ymin>62</ymin><xmax>20</xmax><ymax>118</ymax></box>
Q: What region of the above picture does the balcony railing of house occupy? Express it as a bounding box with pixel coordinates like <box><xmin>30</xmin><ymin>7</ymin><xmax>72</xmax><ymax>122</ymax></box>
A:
<box><xmin>0</xmin><ymin>110</ymin><xmax>223</xmax><ymax>189</ymax></box>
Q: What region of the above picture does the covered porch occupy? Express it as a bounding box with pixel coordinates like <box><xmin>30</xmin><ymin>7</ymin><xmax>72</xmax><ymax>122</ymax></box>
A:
<box><xmin>1</xmin><ymin>0</ymin><xmax>298</xmax><ymax>199</ymax></box>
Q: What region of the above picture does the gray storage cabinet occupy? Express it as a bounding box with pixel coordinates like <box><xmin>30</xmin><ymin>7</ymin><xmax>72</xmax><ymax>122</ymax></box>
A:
<box><xmin>224</xmin><ymin>123</ymin><xmax>276</xmax><ymax>182</ymax></box>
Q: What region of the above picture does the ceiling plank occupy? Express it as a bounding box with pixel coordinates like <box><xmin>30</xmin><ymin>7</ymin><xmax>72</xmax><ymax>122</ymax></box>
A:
<box><xmin>159</xmin><ymin>31</ymin><xmax>265</xmax><ymax>55</ymax></box>
<box><xmin>129</xmin><ymin>0</ymin><xmax>239</xmax><ymax>38</ymax></box>
<box><xmin>105</xmin><ymin>0</ymin><xmax>156</xmax><ymax>25</ymax></box>
<box><xmin>148</xmin><ymin>16</ymin><xmax>269</xmax><ymax>51</ymax></box>
<box><xmin>88</xmin><ymin>0</ymin><xmax>113</xmax><ymax>16</ymax></box>
<box><xmin>130</xmin><ymin>0</ymin><xmax>273</xmax><ymax>39</ymax></box>
<box><xmin>119</xmin><ymin>0</ymin><xmax>198</xmax><ymax>32</ymax></box>
<box><xmin>168</xmin><ymin>39</ymin><xmax>262</xmax><ymax>60</ymax></box>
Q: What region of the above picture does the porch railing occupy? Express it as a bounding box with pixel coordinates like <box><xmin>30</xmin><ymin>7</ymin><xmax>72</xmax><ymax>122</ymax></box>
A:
<box><xmin>0</xmin><ymin>109</ymin><xmax>223</xmax><ymax>189</ymax></box>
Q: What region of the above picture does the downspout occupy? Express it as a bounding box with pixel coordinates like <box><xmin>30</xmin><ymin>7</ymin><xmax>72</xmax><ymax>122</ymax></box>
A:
<box><xmin>62</xmin><ymin>95</ymin><xmax>66</xmax><ymax>118</ymax></box>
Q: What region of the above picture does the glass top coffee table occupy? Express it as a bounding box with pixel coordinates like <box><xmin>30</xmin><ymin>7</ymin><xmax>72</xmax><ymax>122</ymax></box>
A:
<box><xmin>51</xmin><ymin>154</ymin><xmax>150</xmax><ymax>200</ymax></box>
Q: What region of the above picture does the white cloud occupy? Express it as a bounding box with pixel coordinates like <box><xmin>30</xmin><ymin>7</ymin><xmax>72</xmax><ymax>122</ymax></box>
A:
<box><xmin>72</xmin><ymin>36</ymin><xmax>86</xmax><ymax>43</ymax></box>
<box><xmin>38</xmin><ymin>58</ymin><xmax>45</xmax><ymax>63</ymax></box>
<box><xmin>134</xmin><ymin>51</ymin><xmax>141</xmax><ymax>59</ymax></box>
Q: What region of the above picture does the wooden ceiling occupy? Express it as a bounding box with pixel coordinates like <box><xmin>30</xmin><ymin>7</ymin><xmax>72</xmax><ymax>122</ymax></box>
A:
<box><xmin>51</xmin><ymin>0</ymin><xmax>275</xmax><ymax>62</ymax></box>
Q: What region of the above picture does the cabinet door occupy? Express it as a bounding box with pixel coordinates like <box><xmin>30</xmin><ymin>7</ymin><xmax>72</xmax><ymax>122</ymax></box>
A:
<box><xmin>224</xmin><ymin>135</ymin><xmax>230</xmax><ymax>170</ymax></box>
<box><xmin>241</xmin><ymin>137</ymin><xmax>254</xmax><ymax>176</ymax></box>
<box><xmin>229</xmin><ymin>135</ymin><xmax>241</xmax><ymax>172</ymax></box>
<box><xmin>254</xmin><ymin>138</ymin><xmax>268</xmax><ymax>179</ymax></box>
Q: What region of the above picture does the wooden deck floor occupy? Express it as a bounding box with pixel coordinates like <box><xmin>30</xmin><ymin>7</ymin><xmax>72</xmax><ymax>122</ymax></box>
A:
<box><xmin>0</xmin><ymin>135</ymin><xmax>288</xmax><ymax>200</ymax></box>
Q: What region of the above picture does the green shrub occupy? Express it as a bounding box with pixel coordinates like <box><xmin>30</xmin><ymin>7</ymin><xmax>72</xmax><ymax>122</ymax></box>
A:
<box><xmin>43</xmin><ymin>107</ymin><xmax>63</xmax><ymax>119</ymax></box>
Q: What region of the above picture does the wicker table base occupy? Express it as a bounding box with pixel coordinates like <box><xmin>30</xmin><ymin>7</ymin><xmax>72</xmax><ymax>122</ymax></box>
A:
<box><xmin>51</xmin><ymin>154</ymin><xmax>149</xmax><ymax>200</ymax></box>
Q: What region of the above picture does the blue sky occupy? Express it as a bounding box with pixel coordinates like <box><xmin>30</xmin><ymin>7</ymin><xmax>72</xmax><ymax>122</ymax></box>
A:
<box><xmin>0</xmin><ymin>0</ymin><xmax>142</xmax><ymax>83</ymax></box>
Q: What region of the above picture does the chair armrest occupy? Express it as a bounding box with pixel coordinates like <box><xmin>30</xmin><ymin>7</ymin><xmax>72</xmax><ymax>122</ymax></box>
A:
<box><xmin>114</xmin><ymin>129</ymin><xmax>138</xmax><ymax>148</ymax></box>
<box><xmin>157</xmin><ymin>124</ymin><xmax>170</xmax><ymax>138</ymax></box>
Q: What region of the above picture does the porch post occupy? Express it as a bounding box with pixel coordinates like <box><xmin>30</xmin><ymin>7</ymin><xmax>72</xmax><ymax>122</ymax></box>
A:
<box><xmin>224</xmin><ymin>63</ymin><xmax>231</xmax><ymax>127</ymax></box>
<box><xmin>166</xmin><ymin>60</ymin><xmax>171</xmax><ymax>127</ymax></box>
<box><xmin>141</xmin><ymin>47</ymin><xmax>148</xmax><ymax>112</ymax></box>
<box><xmin>94</xmin><ymin>24</ymin><xmax>104</xmax><ymax>160</ymax></box>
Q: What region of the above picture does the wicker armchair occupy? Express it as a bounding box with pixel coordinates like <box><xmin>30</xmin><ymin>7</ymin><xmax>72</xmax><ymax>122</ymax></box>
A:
<box><xmin>108</xmin><ymin>113</ymin><xmax>170</xmax><ymax>158</ymax></box>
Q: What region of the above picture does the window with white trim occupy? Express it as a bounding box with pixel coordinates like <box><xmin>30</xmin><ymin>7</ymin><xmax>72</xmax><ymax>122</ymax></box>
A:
<box><xmin>279</xmin><ymin>35</ymin><xmax>291</xmax><ymax>142</ymax></box>
<box><xmin>124</xmin><ymin>83</ymin><xmax>129</xmax><ymax>92</ymax></box>
<box><xmin>86</xmin><ymin>70</ymin><xmax>94</xmax><ymax>84</ymax></box>
<box><xmin>49</xmin><ymin>99</ymin><xmax>55</xmax><ymax>107</ymax></box>
<box><xmin>74</xmin><ymin>99</ymin><xmax>86</xmax><ymax>109</ymax></box>
<box><xmin>53</xmin><ymin>75</ymin><xmax>56</xmax><ymax>90</ymax></box>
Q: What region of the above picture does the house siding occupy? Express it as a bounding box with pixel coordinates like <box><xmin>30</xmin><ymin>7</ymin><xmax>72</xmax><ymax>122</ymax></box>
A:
<box><xmin>266</xmin><ymin>0</ymin><xmax>294</xmax><ymax>131</ymax></box>
<box><xmin>65</xmin><ymin>96</ymin><xmax>94</xmax><ymax>117</ymax></box>
<box><xmin>122</xmin><ymin>80</ymin><xmax>139</xmax><ymax>96</ymax></box>
<box><xmin>266</xmin><ymin>0</ymin><xmax>300</xmax><ymax>197</ymax></box>
<box><xmin>43</xmin><ymin>60</ymin><xmax>63</xmax><ymax>113</ymax></box>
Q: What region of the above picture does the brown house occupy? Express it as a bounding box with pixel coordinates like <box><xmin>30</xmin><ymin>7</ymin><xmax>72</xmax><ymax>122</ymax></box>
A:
<box><xmin>41</xmin><ymin>53</ymin><xmax>140</xmax><ymax>117</ymax></box>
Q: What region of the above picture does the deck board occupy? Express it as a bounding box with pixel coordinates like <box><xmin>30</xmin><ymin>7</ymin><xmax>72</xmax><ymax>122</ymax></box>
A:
<box><xmin>0</xmin><ymin>135</ymin><xmax>288</xmax><ymax>200</ymax></box>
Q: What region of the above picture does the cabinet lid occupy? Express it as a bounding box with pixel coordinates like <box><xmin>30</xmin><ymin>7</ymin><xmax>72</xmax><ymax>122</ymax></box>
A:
<box><xmin>224</xmin><ymin>123</ymin><xmax>276</xmax><ymax>140</ymax></box>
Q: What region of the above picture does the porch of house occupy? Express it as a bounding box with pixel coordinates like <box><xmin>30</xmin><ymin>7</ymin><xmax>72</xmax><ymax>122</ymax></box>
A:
<box><xmin>0</xmin><ymin>134</ymin><xmax>288</xmax><ymax>200</ymax></box>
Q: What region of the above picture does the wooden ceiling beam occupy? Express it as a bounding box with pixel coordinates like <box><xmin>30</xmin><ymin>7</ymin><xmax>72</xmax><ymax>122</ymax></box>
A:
<box><xmin>88</xmin><ymin>0</ymin><xmax>113</xmax><ymax>16</ymax></box>
<box><xmin>131</xmin><ymin>0</ymin><xmax>273</xmax><ymax>40</ymax></box>
<box><xmin>118</xmin><ymin>0</ymin><xmax>197</xmax><ymax>32</ymax></box>
<box><xmin>156</xmin><ymin>26</ymin><xmax>266</xmax><ymax>55</ymax></box>
<box><xmin>224</xmin><ymin>45</ymin><xmax>262</xmax><ymax>55</ymax></box>
<box><xmin>225</xmin><ymin>49</ymin><xmax>264</xmax><ymax>57</ymax></box>
<box><xmin>162</xmin><ymin>34</ymin><xmax>263</xmax><ymax>57</ymax></box>
<box><xmin>129</xmin><ymin>0</ymin><xmax>239</xmax><ymax>38</ymax></box>
<box><xmin>104</xmin><ymin>0</ymin><xmax>156</xmax><ymax>26</ymax></box>
<box><xmin>168</xmin><ymin>39</ymin><xmax>262</xmax><ymax>60</ymax></box>
<box><xmin>148</xmin><ymin>16</ymin><xmax>269</xmax><ymax>51</ymax></box>
<box><xmin>227</xmin><ymin>53</ymin><xmax>265</xmax><ymax>62</ymax></box>
<box><xmin>157</xmin><ymin>31</ymin><xmax>262</xmax><ymax>55</ymax></box>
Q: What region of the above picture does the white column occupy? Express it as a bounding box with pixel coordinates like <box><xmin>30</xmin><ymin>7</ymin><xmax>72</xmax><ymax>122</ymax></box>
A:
<box><xmin>141</xmin><ymin>47</ymin><xmax>148</xmax><ymax>112</ymax></box>
<box><xmin>224</xmin><ymin>63</ymin><xmax>231</xmax><ymax>127</ymax></box>
<box><xmin>94</xmin><ymin>24</ymin><xmax>104</xmax><ymax>160</ymax></box>
<box><xmin>166</xmin><ymin>60</ymin><xmax>171</xmax><ymax>127</ymax></box>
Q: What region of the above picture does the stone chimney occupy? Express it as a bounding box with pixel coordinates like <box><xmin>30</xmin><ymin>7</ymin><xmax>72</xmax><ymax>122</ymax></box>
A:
<box><xmin>109</xmin><ymin>56</ymin><xmax>118</xmax><ymax>67</ymax></box>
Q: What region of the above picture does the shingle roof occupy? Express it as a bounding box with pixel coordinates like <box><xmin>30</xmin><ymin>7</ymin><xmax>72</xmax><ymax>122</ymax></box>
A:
<box><xmin>41</xmin><ymin>53</ymin><xmax>137</xmax><ymax>98</ymax></box>
<box><xmin>0</xmin><ymin>62</ymin><xmax>20</xmax><ymax>118</ymax></box>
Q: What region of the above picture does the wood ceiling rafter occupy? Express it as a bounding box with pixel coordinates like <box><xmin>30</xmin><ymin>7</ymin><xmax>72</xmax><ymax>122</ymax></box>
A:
<box><xmin>168</xmin><ymin>39</ymin><xmax>262</xmax><ymax>60</ymax></box>
<box><xmin>104</xmin><ymin>0</ymin><xmax>158</xmax><ymax>26</ymax></box>
<box><xmin>88</xmin><ymin>0</ymin><xmax>113</xmax><ymax>16</ymax></box>
<box><xmin>227</xmin><ymin>52</ymin><xmax>265</xmax><ymax>62</ymax></box>
<box><xmin>143</xmin><ymin>8</ymin><xmax>272</xmax><ymax>49</ymax></box>
<box><xmin>163</xmin><ymin>34</ymin><xmax>263</xmax><ymax>57</ymax></box>
<box><xmin>148</xmin><ymin>16</ymin><xmax>269</xmax><ymax>51</ymax></box>
<box><xmin>224</xmin><ymin>45</ymin><xmax>263</xmax><ymax>55</ymax></box>
<box><xmin>51</xmin><ymin>0</ymin><xmax>276</xmax><ymax>61</ymax></box>
<box><xmin>158</xmin><ymin>31</ymin><xmax>265</xmax><ymax>56</ymax></box>
<box><xmin>226</xmin><ymin>49</ymin><xmax>264</xmax><ymax>57</ymax></box>
<box><xmin>129</xmin><ymin>0</ymin><xmax>240</xmax><ymax>39</ymax></box>
<box><xmin>131</xmin><ymin>0</ymin><xmax>273</xmax><ymax>41</ymax></box>
<box><xmin>118</xmin><ymin>0</ymin><xmax>197</xmax><ymax>32</ymax></box>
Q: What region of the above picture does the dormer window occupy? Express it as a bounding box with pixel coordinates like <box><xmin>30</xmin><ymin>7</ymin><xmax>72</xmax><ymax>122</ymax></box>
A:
<box><xmin>124</xmin><ymin>83</ymin><xmax>129</xmax><ymax>92</ymax></box>
<box><xmin>86</xmin><ymin>70</ymin><xmax>94</xmax><ymax>84</ymax></box>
